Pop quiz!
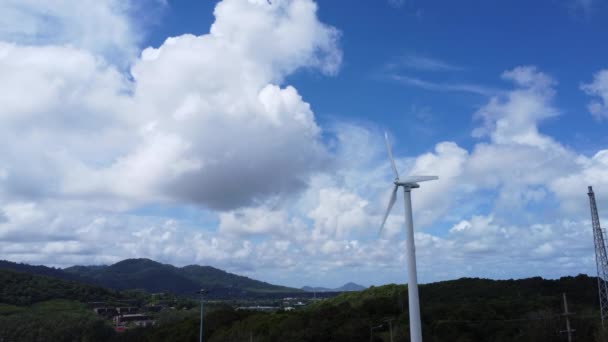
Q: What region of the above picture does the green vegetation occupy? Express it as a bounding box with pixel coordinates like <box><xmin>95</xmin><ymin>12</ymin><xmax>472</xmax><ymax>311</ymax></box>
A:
<box><xmin>3</xmin><ymin>261</ymin><xmax>608</xmax><ymax>341</ymax></box>
<box><xmin>64</xmin><ymin>258</ymin><xmax>300</xmax><ymax>295</ymax></box>
<box><xmin>208</xmin><ymin>275</ymin><xmax>606</xmax><ymax>342</ymax></box>
<box><xmin>181</xmin><ymin>264</ymin><xmax>297</xmax><ymax>293</ymax></box>
<box><xmin>0</xmin><ymin>299</ymin><xmax>114</xmax><ymax>342</ymax></box>
<box><xmin>0</xmin><ymin>303</ymin><xmax>25</xmax><ymax>315</ymax></box>
<box><xmin>0</xmin><ymin>260</ymin><xmax>93</xmax><ymax>284</ymax></box>
<box><xmin>111</xmin><ymin>304</ymin><xmax>256</xmax><ymax>342</ymax></box>
<box><xmin>0</xmin><ymin>268</ymin><xmax>122</xmax><ymax>305</ymax></box>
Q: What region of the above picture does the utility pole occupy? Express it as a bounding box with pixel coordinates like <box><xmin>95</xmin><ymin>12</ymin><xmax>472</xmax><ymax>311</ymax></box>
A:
<box><xmin>198</xmin><ymin>289</ymin><xmax>207</xmax><ymax>342</ymax></box>
<box><xmin>383</xmin><ymin>318</ymin><xmax>395</xmax><ymax>342</ymax></box>
<box><xmin>370</xmin><ymin>324</ymin><xmax>382</xmax><ymax>342</ymax></box>
<box><xmin>560</xmin><ymin>293</ymin><xmax>575</xmax><ymax>342</ymax></box>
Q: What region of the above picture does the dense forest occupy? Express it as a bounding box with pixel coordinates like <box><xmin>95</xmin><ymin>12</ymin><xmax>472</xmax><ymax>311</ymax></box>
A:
<box><xmin>205</xmin><ymin>275</ymin><xmax>607</xmax><ymax>342</ymax></box>
<box><xmin>2</xmin><ymin>264</ymin><xmax>607</xmax><ymax>341</ymax></box>
<box><xmin>0</xmin><ymin>268</ymin><xmax>123</xmax><ymax>306</ymax></box>
<box><xmin>64</xmin><ymin>258</ymin><xmax>300</xmax><ymax>295</ymax></box>
<box><xmin>0</xmin><ymin>260</ymin><xmax>95</xmax><ymax>284</ymax></box>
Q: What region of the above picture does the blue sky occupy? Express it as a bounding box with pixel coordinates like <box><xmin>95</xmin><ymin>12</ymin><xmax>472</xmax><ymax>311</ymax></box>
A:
<box><xmin>0</xmin><ymin>0</ymin><xmax>608</xmax><ymax>288</ymax></box>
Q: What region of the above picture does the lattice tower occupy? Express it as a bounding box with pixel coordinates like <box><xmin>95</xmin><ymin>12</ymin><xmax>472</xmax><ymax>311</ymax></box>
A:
<box><xmin>588</xmin><ymin>186</ymin><xmax>608</xmax><ymax>325</ymax></box>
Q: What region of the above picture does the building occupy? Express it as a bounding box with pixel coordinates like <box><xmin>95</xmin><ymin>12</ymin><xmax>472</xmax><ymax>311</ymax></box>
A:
<box><xmin>114</xmin><ymin>314</ymin><xmax>155</xmax><ymax>327</ymax></box>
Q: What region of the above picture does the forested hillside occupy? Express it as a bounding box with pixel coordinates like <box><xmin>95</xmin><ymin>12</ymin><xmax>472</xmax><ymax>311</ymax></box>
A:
<box><xmin>1</xmin><ymin>267</ymin><xmax>606</xmax><ymax>341</ymax></box>
<box><xmin>208</xmin><ymin>275</ymin><xmax>606</xmax><ymax>342</ymax></box>
<box><xmin>64</xmin><ymin>258</ymin><xmax>299</xmax><ymax>296</ymax></box>
<box><xmin>0</xmin><ymin>269</ymin><xmax>126</xmax><ymax>341</ymax></box>
<box><xmin>0</xmin><ymin>260</ymin><xmax>95</xmax><ymax>284</ymax></box>
<box><xmin>0</xmin><ymin>300</ymin><xmax>114</xmax><ymax>342</ymax></box>
<box><xmin>0</xmin><ymin>269</ymin><xmax>122</xmax><ymax>305</ymax></box>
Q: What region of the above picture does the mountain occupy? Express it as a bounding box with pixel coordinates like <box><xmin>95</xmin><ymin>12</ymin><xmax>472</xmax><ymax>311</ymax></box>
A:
<box><xmin>63</xmin><ymin>258</ymin><xmax>300</xmax><ymax>296</ymax></box>
<box><xmin>0</xmin><ymin>260</ymin><xmax>95</xmax><ymax>284</ymax></box>
<box><xmin>337</xmin><ymin>282</ymin><xmax>366</xmax><ymax>291</ymax></box>
<box><xmin>180</xmin><ymin>264</ymin><xmax>296</xmax><ymax>293</ymax></box>
<box><xmin>301</xmin><ymin>282</ymin><xmax>366</xmax><ymax>292</ymax></box>
<box><xmin>65</xmin><ymin>259</ymin><xmax>197</xmax><ymax>294</ymax></box>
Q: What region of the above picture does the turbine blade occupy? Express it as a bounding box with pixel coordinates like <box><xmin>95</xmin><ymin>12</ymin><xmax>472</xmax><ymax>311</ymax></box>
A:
<box><xmin>401</xmin><ymin>175</ymin><xmax>438</xmax><ymax>183</ymax></box>
<box><xmin>379</xmin><ymin>185</ymin><xmax>398</xmax><ymax>236</ymax></box>
<box><xmin>384</xmin><ymin>132</ymin><xmax>399</xmax><ymax>180</ymax></box>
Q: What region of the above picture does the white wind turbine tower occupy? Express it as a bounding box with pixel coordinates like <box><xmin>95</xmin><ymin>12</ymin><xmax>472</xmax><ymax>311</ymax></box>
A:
<box><xmin>379</xmin><ymin>132</ymin><xmax>437</xmax><ymax>342</ymax></box>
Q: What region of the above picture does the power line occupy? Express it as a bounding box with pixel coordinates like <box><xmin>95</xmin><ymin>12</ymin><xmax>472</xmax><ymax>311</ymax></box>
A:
<box><xmin>434</xmin><ymin>312</ymin><xmax>601</xmax><ymax>324</ymax></box>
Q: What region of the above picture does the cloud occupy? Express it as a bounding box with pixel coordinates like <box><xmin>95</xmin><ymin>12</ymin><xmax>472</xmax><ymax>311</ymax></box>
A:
<box><xmin>388</xmin><ymin>54</ymin><xmax>464</xmax><ymax>72</ymax></box>
<box><xmin>581</xmin><ymin>69</ymin><xmax>608</xmax><ymax>120</ymax></box>
<box><xmin>218</xmin><ymin>207</ymin><xmax>294</xmax><ymax>237</ymax></box>
<box><xmin>387</xmin><ymin>0</ymin><xmax>405</xmax><ymax>8</ymax></box>
<box><xmin>0</xmin><ymin>202</ymin><xmax>78</xmax><ymax>243</ymax></box>
<box><xmin>0</xmin><ymin>0</ymin><xmax>341</xmax><ymax>211</ymax></box>
<box><xmin>0</xmin><ymin>0</ymin><xmax>142</xmax><ymax>64</ymax></box>
<box><xmin>390</xmin><ymin>74</ymin><xmax>497</xmax><ymax>96</ymax></box>
<box><xmin>550</xmin><ymin>150</ymin><xmax>608</xmax><ymax>213</ymax></box>
<box><xmin>407</xmin><ymin>142</ymin><xmax>469</xmax><ymax>226</ymax></box>
<box><xmin>307</xmin><ymin>187</ymin><xmax>371</xmax><ymax>239</ymax></box>
<box><xmin>382</xmin><ymin>54</ymin><xmax>490</xmax><ymax>96</ymax></box>
<box><xmin>106</xmin><ymin>0</ymin><xmax>339</xmax><ymax>210</ymax></box>
<box><xmin>0</xmin><ymin>42</ymin><xmax>133</xmax><ymax>203</ymax></box>
<box><xmin>473</xmin><ymin>66</ymin><xmax>559</xmax><ymax>148</ymax></box>
<box><xmin>440</xmin><ymin>215</ymin><xmax>593</xmax><ymax>276</ymax></box>
<box><xmin>464</xmin><ymin>67</ymin><xmax>606</xmax><ymax>218</ymax></box>
<box><xmin>387</xmin><ymin>66</ymin><xmax>605</xmax><ymax>225</ymax></box>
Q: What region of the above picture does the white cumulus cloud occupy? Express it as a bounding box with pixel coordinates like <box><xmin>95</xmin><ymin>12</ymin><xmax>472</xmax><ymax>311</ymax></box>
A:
<box><xmin>582</xmin><ymin>69</ymin><xmax>608</xmax><ymax>120</ymax></box>
<box><xmin>0</xmin><ymin>0</ymin><xmax>341</xmax><ymax>211</ymax></box>
<box><xmin>0</xmin><ymin>0</ymin><xmax>140</xmax><ymax>63</ymax></box>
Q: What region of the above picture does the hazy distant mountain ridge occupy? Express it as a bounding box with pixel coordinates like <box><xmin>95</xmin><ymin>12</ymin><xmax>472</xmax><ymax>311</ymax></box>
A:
<box><xmin>301</xmin><ymin>282</ymin><xmax>366</xmax><ymax>292</ymax></box>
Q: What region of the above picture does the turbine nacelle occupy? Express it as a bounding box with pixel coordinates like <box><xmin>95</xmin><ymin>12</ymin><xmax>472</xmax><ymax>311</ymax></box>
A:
<box><xmin>394</xmin><ymin>176</ymin><xmax>438</xmax><ymax>188</ymax></box>
<box><xmin>395</xmin><ymin>182</ymin><xmax>420</xmax><ymax>188</ymax></box>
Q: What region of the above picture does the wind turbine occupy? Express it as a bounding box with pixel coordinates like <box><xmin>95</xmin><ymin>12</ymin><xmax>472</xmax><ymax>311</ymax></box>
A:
<box><xmin>379</xmin><ymin>132</ymin><xmax>437</xmax><ymax>342</ymax></box>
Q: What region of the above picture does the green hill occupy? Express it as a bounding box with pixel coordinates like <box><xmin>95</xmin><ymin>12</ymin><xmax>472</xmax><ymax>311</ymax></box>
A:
<box><xmin>65</xmin><ymin>258</ymin><xmax>197</xmax><ymax>294</ymax></box>
<box><xmin>0</xmin><ymin>268</ymin><xmax>122</xmax><ymax>306</ymax></box>
<box><xmin>0</xmin><ymin>268</ymin><xmax>127</xmax><ymax>341</ymax></box>
<box><xmin>1</xmin><ymin>268</ymin><xmax>606</xmax><ymax>341</ymax></box>
<box><xmin>64</xmin><ymin>258</ymin><xmax>300</xmax><ymax>296</ymax></box>
<box><xmin>0</xmin><ymin>259</ymin><xmax>96</xmax><ymax>284</ymax></box>
<box><xmin>181</xmin><ymin>264</ymin><xmax>296</xmax><ymax>293</ymax></box>
<box><xmin>208</xmin><ymin>275</ymin><xmax>606</xmax><ymax>342</ymax></box>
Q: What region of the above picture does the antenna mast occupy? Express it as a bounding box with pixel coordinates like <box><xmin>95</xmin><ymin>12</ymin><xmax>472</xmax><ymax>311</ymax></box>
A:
<box><xmin>588</xmin><ymin>186</ymin><xmax>608</xmax><ymax>326</ymax></box>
